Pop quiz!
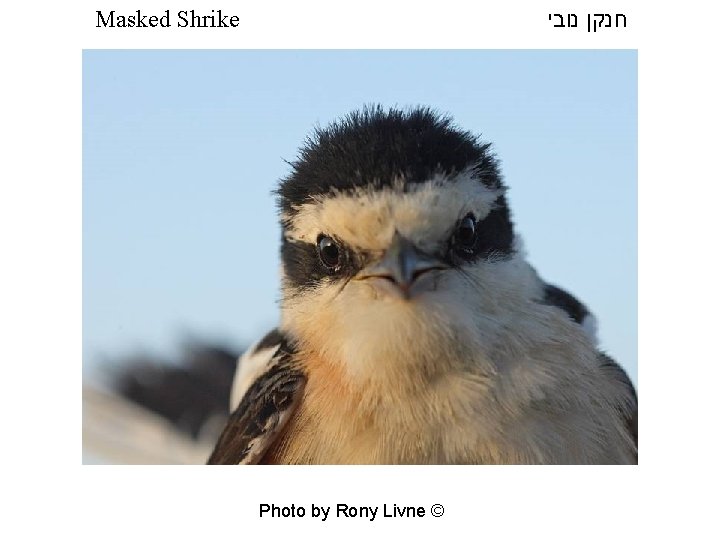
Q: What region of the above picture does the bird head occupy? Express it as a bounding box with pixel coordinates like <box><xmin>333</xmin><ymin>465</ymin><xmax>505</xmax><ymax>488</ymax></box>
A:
<box><xmin>276</xmin><ymin>107</ymin><xmax>537</xmax><ymax>382</ymax></box>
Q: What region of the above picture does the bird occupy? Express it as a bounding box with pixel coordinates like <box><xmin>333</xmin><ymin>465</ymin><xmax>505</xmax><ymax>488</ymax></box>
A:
<box><xmin>207</xmin><ymin>106</ymin><xmax>638</xmax><ymax>465</ymax></box>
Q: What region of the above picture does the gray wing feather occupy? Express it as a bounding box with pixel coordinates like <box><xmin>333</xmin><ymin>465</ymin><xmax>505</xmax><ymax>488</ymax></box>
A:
<box><xmin>540</xmin><ymin>280</ymin><xmax>637</xmax><ymax>454</ymax></box>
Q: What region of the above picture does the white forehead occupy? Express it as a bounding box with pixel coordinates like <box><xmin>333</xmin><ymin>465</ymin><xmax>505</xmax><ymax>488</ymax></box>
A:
<box><xmin>282</xmin><ymin>171</ymin><xmax>504</xmax><ymax>252</ymax></box>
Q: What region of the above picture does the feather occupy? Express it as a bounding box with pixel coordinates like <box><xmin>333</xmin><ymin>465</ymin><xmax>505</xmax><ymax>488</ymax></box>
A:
<box><xmin>207</xmin><ymin>332</ymin><xmax>305</xmax><ymax>464</ymax></box>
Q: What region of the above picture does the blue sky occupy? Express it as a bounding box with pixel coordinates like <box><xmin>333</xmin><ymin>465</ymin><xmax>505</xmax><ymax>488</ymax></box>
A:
<box><xmin>83</xmin><ymin>50</ymin><xmax>637</xmax><ymax>383</ymax></box>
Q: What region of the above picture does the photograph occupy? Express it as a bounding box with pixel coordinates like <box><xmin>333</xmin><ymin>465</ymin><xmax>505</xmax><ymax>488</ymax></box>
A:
<box><xmin>82</xmin><ymin>49</ymin><xmax>637</xmax><ymax>464</ymax></box>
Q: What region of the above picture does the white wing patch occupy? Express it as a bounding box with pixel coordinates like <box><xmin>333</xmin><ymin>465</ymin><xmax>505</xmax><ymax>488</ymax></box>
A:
<box><xmin>230</xmin><ymin>340</ymin><xmax>281</xmax><ymax>411</ymax></box>
<box><xmin>581</xmin><ymin>312</ymin><xmax>599</xmax><ymax>346</ymax></box>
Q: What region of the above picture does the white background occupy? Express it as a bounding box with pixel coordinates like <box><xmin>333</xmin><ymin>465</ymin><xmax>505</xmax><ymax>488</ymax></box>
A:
<box><xmin>1</xmin><ymin>0</ymin><xmax>719</xmax><ymax>538</ymax></box>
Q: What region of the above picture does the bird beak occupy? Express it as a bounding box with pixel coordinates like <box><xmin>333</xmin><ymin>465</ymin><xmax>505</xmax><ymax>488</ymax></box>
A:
<box><xmin>355</xmin><ymin>233</ymin><xmax>447</xmax><ymax>297</ymax></box>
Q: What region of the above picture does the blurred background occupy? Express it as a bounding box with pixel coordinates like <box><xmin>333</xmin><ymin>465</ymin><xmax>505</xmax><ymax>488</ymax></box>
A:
<box><xmin>83</xmin><ymin>50</ymin><xmax>637</xmax><ymax>464</ymax></box>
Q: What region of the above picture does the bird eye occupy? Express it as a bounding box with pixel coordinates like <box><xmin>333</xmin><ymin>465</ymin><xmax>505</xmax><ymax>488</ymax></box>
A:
<box><xmin>452</xmin><ymin>213</ymin><xmax>477</xmax><ymax>254</ymax></box>
<box><xmin>317</xmin><ymin>235</ymin><xmax>342</xmax><ymax>270</ymax></box>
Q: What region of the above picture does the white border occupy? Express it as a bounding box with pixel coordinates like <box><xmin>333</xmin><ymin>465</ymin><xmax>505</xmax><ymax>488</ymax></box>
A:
<box><xmin>2</xmin><ymin>0</ymin><xmax>719</xmax><ymax>538</ymax></box>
